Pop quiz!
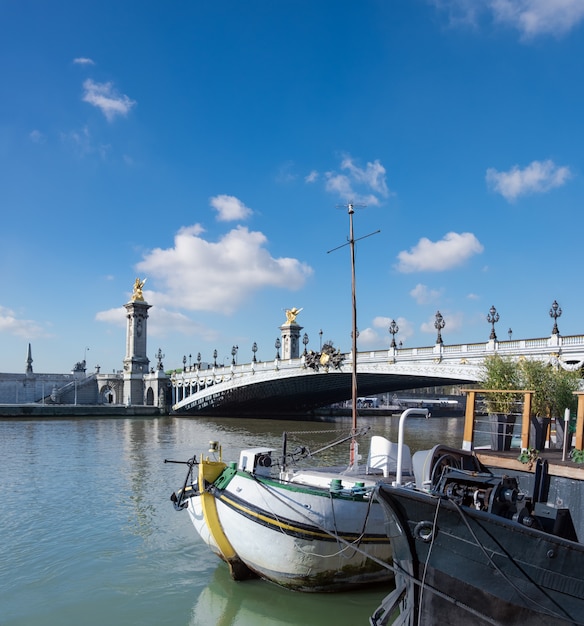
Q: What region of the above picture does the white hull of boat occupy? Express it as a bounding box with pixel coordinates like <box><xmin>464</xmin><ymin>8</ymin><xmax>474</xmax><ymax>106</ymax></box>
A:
<box><xmin>184</xmin><ymin>462</ymin><xmax>392</xmax><ymax>591</ymax></box>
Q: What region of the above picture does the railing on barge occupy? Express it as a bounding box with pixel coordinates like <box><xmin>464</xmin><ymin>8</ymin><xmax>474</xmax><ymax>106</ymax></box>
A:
<box><xmin>463</xmin><ymin>389</ymin><xmax>584</xmax><ymax>452</ymax></box>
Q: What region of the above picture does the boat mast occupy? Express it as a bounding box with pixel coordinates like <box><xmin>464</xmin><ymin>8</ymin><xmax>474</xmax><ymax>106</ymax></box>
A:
<box><xmin>348</xmin><ymin>203</ymin><xmax>358</xmax><ymax>467</ymax></box>
<box><xmin>328</xmin><ymin>203</ymin><xmax>379</xmax><ymax>469</ymax></box>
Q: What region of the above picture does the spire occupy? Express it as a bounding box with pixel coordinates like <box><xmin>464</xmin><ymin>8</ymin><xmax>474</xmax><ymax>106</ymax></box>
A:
<box><xmin>26</xmin><ymin>343</ymin><xmax>33</xmax><ymax>374</ymax></box>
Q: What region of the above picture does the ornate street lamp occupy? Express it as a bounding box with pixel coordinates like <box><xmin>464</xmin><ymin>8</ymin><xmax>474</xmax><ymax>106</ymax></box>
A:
<box><xmin>487</xmin><ymin>305</ymin><xmax>500</xmax><ymax>340</ymax></box>
<box><xmin>188</xmin><ymin>353</ymin><xmax>192</xmax><ymax>368</ymax></box>
<box><xmin>231</xmin><ymin>345</ymin><xmax>238</xmax><ymax>365</ymax></box>
<box><xmin>508</xmin><ymin>328</ymin><xmax>513</xmax><ymax>341</ymax></box>
<box><xmin>213</xmin><ymin>349</ymin><xmax>218</xmax><ymax>367</ymax></box>
<box><xmin>319</xmin><ymin>329</ymin><xmax>323</xmax><ymax>351</ymax></box>
<box><xmin>388</xmin><ymin>319</ymin><xmax>399</xmax><ymax>348</ymax></box>
<box><xmin>156</xmin><ymin>348</ymin><xmax>165</xmax><ymax>371</ymax></box>
<box><xmin>550</xmin><ymin>300</ymin><xmax>562</xmax><ymax>335</ymax></box>
<box><xmin>275</xmin><ymin>338</ymin><xmax>281</xmax><ymax>360</ymax></box>
<box><xmin>302</xmin><ymin>333</ymin><xmax>309</xmax><ymax>355</ymax></box>
<box><xmin>196</xmin><ymin>352</ymin><xmax>201</xmax><ymax>369</ymax></box>
<box><xmin>434</xmin><ymin>311</ymin><xmax>445</xmax><ymax>344</ymax></box>
<box><xmin>252</xmin><ymin>342</ymin><xmax>258</xmax><ymax>362</ymax></box>
<box><xmin>182</xmin><ymin>355</ymin><xmax>187</xmax><ymax>371</ymax></box>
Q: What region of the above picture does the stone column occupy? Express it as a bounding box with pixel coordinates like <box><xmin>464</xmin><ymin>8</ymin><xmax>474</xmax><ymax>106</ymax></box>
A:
<box><xmin>123</xmin><ymin>283</ymin><xmax>151</xmax><ymax>406</ymax></box>
<box><xmin>280</xmin><ymin>322</ymin><xmax>303</xmax><ymax>359</ymax></box>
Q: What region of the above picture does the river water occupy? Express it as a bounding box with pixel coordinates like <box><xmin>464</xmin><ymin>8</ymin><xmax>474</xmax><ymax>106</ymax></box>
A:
<box><xmin>0</xmin><ymin>414</ymin><xmax>464</xmax><ymax>626</ymax></box>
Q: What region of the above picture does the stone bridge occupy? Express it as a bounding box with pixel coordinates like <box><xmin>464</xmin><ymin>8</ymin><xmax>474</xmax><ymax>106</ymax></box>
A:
<box><xmin>171</xmin><ymin>333</ymin><xmax>584</xmax><ymax>416</ymax></box>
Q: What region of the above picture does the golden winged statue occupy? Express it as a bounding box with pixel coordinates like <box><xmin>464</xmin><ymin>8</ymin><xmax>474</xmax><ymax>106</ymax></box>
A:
<box><xmin>284</xmin><ymin>307</ymin><xmax>303</xmax><ymax>325</ymax></box>
<box><xmin>132</xmin><ymin>277</ymin><xmax>146</xmax><ymax>302</ymax></box>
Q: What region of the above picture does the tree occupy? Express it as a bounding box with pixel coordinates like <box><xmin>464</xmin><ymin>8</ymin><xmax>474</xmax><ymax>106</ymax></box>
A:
<box><xmin>480</xmin><ymin>355</ymin><xmax>521</xmax><ymax>414</ymax></box>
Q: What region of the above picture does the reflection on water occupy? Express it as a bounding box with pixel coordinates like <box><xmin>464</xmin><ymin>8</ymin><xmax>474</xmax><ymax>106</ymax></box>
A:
<box><xmin>191</xmin><ymin>564</ymin><xmax>387</xmax><ymax>626</ymax></box>
<box><xmin>0</xmin><ymin>414</ymin><xmax>463</xmax><ymax>626</ymax></box>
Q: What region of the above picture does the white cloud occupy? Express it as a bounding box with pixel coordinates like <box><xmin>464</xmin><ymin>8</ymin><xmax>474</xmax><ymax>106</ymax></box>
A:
<box><xmin>210</xmin><ymin>195</ymin><xmax>253</xmax><ymax>222</ymax></box>
<box><xmin>356</xmin><ymin>327</ymin><xmax>380</xmax><ymax>348</ymax></box>
<box><xmin>0</xmin><ymin>306</ymin><xmax>49</xmax><ymax>338</ymax></box>
<box><xmin>410</xmin><ymin>283</ymin><xmax>443</xmax><ymax>305</ymax></box>
<box><xmin>397</xmin><ymin>232</ymin><xmax>484</xmax><ymax>273</ymax></box>
<box><xmin>29</xmin><ymin>130</ymin><xmax>45</xmax><ymax>143</ymax></box>
<box><xmin>490</xmin><ymin>0</ymin><xmax>584</xmax><ymax>38</ymax></box>
<box><xmin>305</xmin><ymin>316</ymin><xmax>415</xmax><ymax>350</ymax></box>
<box><xmin>323</xmin><ymin>154</ymin><xmax>390</xmax><ymax>205</ymax></box>
<box><xmin>133</xmin><ymin>223</ymin><xmax>313</xmax><ymax>315</ymax></box>
<box><xmin>96</xmin><ymin>304</ymin><xmax>218</xmax><ymax>341</ymax></box>
<box><xmin>371</xmin><ymin>315</ymin><xmax>414</xmax><ymax>344</ymax></box>
<box><xmin>340</xmin><ymin>156</ymin><xmax>389</xmax><ymax>196</ymax></box>
<box><xmin>305</xmin><ymin>170</ymin><xmax>319</xmax><ymax>183</ymax></box>
<box><xmin>275</xmin><ymin>161</ymin><xmax>296</xmax><ymax>184</ymax></box>
<box><xmin>73</xmin><ymin>57</ymin><xmax>95</xmax><ymax>65</ymax></box>
<box><xmin>82</xmin><ymin>79</ymin><xmax>136</xmax><ymax>122</ymax></box>
<box><xmin>486</xmin><ymin>159</ymin><xmax>572</xmax><ymax>201</ymax></box>
<box><xmin>95</xmin><ymin>306</ymin><xmax>126</xmax><ymax>328</ymax></box>
<box><xmin>60</xmin><ymin>126</ymin><xmax>110</xmax><ymax>158</ymax></box>
<box><xmin>432</xmin><ymin>0</ymin><xmax>584</xmax><ymax>38</ymax></box>
<box><xmin>420</xmin><ymin>310</ymin><xmax>463</xmax><ymax>337</ymax></box>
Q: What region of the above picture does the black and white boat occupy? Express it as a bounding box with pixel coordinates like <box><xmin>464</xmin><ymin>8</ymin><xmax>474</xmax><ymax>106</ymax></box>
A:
<box><xmin>370</xmin><ymin>402</ymin><xmax>584</xmax><ymax>626</ymax></box>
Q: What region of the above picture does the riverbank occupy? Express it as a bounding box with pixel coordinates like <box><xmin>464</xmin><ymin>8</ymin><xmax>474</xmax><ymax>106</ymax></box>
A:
<box><xmin>0</xmin><ymin>404</ymin><xmax>165</xmax><ymax>417</ymax></box>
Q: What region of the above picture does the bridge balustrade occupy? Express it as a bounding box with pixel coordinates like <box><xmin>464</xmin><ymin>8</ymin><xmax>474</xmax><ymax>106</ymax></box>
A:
<box><xmin>171</xmin><ymin>334</ymin><xmax>584</xmax><ymax>412</ymax></box>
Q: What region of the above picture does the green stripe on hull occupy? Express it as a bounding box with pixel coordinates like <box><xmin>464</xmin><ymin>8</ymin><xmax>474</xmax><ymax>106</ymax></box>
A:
<box><xmin>212</xmin><ymin>485</ymin><xmax>389</xmax><ymax>544</ymax></box>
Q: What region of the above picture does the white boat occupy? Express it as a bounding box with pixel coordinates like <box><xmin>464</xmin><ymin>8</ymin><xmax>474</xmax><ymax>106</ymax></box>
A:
<box><xmin>170</xmin><ymin>436</ymin><xmax>397</xmax><ymax>590</ymax></box>
<box><xmin>167</xmin><ymin>204</ymin><xmax>402</xmax><ymax>590</ymax></box>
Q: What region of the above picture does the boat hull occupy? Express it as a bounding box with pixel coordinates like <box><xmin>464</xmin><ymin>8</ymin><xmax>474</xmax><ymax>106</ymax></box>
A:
<box><xmin>184</xmin><ymin>463</ymin><xmax>392</xmax><ymax>591</ymax></box>
<box><xmin>375</xmin><ymin>484</ymin><xmax>584</xmax><ymax>625</ymax></box>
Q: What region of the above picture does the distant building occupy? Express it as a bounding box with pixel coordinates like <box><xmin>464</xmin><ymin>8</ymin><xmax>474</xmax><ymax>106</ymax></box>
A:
<box><xmin>0</xmin><ymin>280</ymin><xmax>170</xmax><ymax>411</ymax></box>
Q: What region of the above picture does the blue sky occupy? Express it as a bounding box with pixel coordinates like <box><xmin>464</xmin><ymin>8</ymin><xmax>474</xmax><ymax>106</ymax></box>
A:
<box><xmin>1</xmin><ymin>0</ymin><xmax>583</xmax><ymax>374</ymax></box>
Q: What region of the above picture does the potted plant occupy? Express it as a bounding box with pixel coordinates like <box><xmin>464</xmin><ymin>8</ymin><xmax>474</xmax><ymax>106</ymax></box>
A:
<box><xmin>480</xmin><ymin>355</ymin><xmax>521</xmax><ymax>451</ymax></box>
<box><xmin>518</xmin><ymin>359</ymin><xmax>580</xmax><ymax>450</ymax></box>
<box><xmin>518</xmin><ymin>359</ymin><xmax>552</xmax><ymax>451</ymax></box>
<box><xmin>547</xmin><ymin>366</ymin><xmax>580</xmax><ymax>451</ymax></box>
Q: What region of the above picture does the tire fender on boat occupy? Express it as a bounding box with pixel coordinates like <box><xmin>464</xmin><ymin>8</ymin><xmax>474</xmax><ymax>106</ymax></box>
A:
<box><xmin>413</xmin><ymin>520</ymin><xmax>435</xmax><ymax>543</ymax></box>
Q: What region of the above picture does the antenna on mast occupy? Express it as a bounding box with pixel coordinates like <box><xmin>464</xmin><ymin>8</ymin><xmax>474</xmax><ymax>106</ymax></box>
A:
<box><xmin>327</xmin><ymin>201</ymin><xmax>380</xmax><ymax>470</ymax></box>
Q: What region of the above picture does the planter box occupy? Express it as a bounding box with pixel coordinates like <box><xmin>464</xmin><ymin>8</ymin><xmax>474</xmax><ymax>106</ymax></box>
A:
<box><xmin>489</xmin><ymin>413</ymin><xmax>516</xmax><ymax>451</ymax></box>
<box><xmin>530</xmin><ymin>416</ymin><xmax>550</xmax><ymax>451</ymax></box>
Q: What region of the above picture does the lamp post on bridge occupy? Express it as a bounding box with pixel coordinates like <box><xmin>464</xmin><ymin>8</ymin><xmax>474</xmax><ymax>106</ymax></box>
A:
<box><xmin>252</xmin><ymin>342</ymin><xmax>258</xmax><ymax>363</ymax></box>
<box><xmin>550</xmin><ymin>300</ymin><xmax>562</xmax><ymax>336</ymax></box>
<box><xmin>182</xmin><ymin>355</ymin><xmax>187</xmax><ymax>372</ymax></box>
<box><xmin>302</xmin><ymin>333</ymin><xmax>309</xmax><ymax>356</ymax></box>
<box><xmin>196</xmin><ymin>352</ymin><xmax>201</xmax><ymax>370</ymax></box>
<box><xmin>508</xmin><ymin>328</ymin><xmax>513</xmax><ymax>341</ymax></box>
<box><xmin>319</xmin><ymin>329</ymin><xmax>323</xmax><ymax>351</ymax></box>
<box><xmin>231</xmin><ymin>345</ymin><xmax>238</xmax><ymax>365</ymax></box>
<box><xmin>388</xmin><ymin>319</ymin><xmax>399</xmax><ymax>348</ymax></box>
<box><xmin>434</xmin><ymin>311</ymin><xmax>445</xmax><ymax>345</ymax></box>
<box><xmin>213</xmin><ymin>349</ymin><xmax>218</xmax><ymax>368</ymax></box>
<box><xmin>487</xmin><ymin>305</ymin><xmax>500</xmax><ymax>341</ymax></box>
<box><xmin>275</xmin><ymin>338</ymin><xmax>281</xmax><ymax>360</ymax></box>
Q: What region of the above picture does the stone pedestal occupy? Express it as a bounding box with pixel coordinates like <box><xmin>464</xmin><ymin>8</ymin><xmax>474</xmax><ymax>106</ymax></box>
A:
<box><xmin>280</xmin><ymin>322</ymin><xmax>303</xmax><ymax>359</ymax></box>
<box><xmin>123</xmin><ymin>299</ymin><xmax>151</xmax><ymax>406</ymax></box>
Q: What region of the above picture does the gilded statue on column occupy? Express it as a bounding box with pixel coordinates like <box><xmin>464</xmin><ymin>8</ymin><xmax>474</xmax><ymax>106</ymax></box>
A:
<box><xmin>132</xmin><ymin>277</ymin><xmax>146</xmax><ymax>302</ymax></box>
<box><xmin>284</xmin><ymin>307</ymin><xmax>303</xmax><ymax>325</ymax></box>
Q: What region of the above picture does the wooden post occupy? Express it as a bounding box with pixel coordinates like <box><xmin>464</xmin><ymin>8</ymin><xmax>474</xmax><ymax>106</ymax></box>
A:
<box><xmin>463</xmin><ymin>390</ymin><xmax>476</xmax><ymax>451</ymax></box>
<box><xmin>575</xmin><ymin>392</ymin><xmax>584</xmax><ymax>450</ymax></box>
<box><xmin>521</xmin><ymin>391</ymin><xmax>533</xmax><ymax>450</ymax></box>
